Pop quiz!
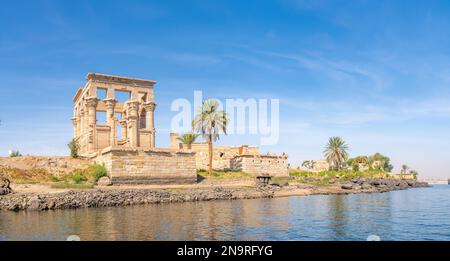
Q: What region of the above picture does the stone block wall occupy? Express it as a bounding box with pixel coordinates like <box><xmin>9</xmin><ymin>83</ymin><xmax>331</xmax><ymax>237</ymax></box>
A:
<box><xmin>231</xmin><ymin>155</ymin><xmax>289</xmax><ymax>177</ymax></box>
<box><xmin>95</xmin><ymin>147</ymin><xmax>197</xmax><ymax>184</ymax></box>
<box><xmin>174</xmin><ymin>140</ymin><xmax>260</xmax><ymax>170</ymax></box>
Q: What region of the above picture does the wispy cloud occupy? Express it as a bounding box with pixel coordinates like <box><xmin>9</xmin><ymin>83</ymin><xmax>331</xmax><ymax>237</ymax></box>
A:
<box><xmin>165</xmin><ymin>53</ymin><xmax>222</xmax><ymax>66</ymax></box>
<box><xmin>255</xmin><ymin>50</ymin><xmax>389</xmax><ymax>91</ymax></box>
<box><xmin>281</xmin><ymin>96</ymin><xmax>450</xmax><ymax>126</ymax></box>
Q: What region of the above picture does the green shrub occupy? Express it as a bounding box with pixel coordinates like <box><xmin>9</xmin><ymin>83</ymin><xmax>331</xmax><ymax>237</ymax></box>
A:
<box><xmin>49</xmin><ymin>176</ymin><xmax>60</xmax><ymax>182</ymax></box>
<box><xmin>71</xmin><ymin>171</ymin><xmax>87</xmax><ymax>184</ymax></box>
<box><xmin>197</xmin><ymin>169</ymin><xmax>253</xmax><ymax>179</ymax></box>
<box><xmin>9</xmin><ymin>150</ymin><xmax>22</xmax><ymax>157</ymax></box>
<box><xmin>68</xmin><ymin>139</ymin><xmax>79</xmax><ymax>158</ymax></box>
<box><xmin>88</xmin><ymin>164</ymin><xmax>107</xmax><ymax>182</ymax></box>
<box><xmin>51</xmin><ymin>183</ymin><xmax>94</xmax><ymax>189</ymax></box>
<box><xmin>289</xmin><ymin>169</ymin><xmax>310</xmax><ymax>177</ymax></box>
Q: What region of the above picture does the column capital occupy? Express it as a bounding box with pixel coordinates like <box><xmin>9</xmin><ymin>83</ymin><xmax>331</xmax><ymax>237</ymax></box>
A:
<box><xmin>125</xmin><ymin>100</ymin><xmax>140</xmax><ymax>119</ymax></box>
<box><xmin>84</xmin><ymin>97</ymin><xmax>99</xmax><ymax>108</ymax></box>
<box><xmin>119</xmin><ymin>120</ymin><xmax>127</xmax><ymax>127</ymax></box>
<box><xmin>104</xmin><ymin>98</ymin><xmax>117</xmax><ymax>110</ymax></box>
<box><xmin>144</xmin><ymin>101</ymin><xmax>156</xmax><ymax>112</ymax></box>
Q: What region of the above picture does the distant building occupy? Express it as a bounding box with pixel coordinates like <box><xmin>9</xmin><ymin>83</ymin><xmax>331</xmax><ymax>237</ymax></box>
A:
<box><xmin>312</xmin><ymin>160</ymin><xmax>329</xmax><ymax>172</ymax></box>
<box><xmin>170</xmin><ymin>133</ymin><xmax>289</xmax><ymax>177</ymax></box>
<box><xmin>392</xmin><ymin>173</ymin><xmax>415</xmax><ymax>180</ymax></box>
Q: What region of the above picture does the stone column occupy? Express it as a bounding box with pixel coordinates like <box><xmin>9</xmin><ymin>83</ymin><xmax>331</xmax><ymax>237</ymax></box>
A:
<box><xmin>79</xmin><ymin>109</ymin><xmax>85</xmax><ymax>136</ymax></box>
<box><xmin>85</xmin><ymin>97</ymin><xmax>98</xmax><ymax>152</ymax></box>
<box><xmin>76</xmin><ymin>112</ymin><xmax>82</xmax><ymax>138</ymax></box>
<box><xmin>78</xmin><ymin>109</ymin><xmax>85</xmax><ymax>154</ymax></box>
<box><xmin>104</xmin><ymin>98</ymin><xmax>117</xmax><ymax>147</ymax></box>
<box><xmin>145</xmin><ymin>102</ymin><xmax>156</xmax><ymax>148</ymax></box>
<box><xmin>125</xmin><ymin>100</ymin><xmax>140</xmax><ymax>147</ymax></box>
<box><xmin>71</xmin><ymin>117</ymin><xmax>78</xmax><ymax>138</ymax></box>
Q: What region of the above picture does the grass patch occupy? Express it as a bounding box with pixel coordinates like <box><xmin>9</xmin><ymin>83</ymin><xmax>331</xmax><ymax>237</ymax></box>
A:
<box><xmin>0</xmin><ymin>167</ymin><xmax>53</xmax><ymax>184</ymax></box>
<box><xmin>197</xmin><ymin>169</ymin><xmax>253</xmax><ymax>180</ymax></box>
<box><xmin>288</xmin><ymin>169</ymin><xmax>389</xmax><ymax>186</ymax></box>
<box><xmin>1</xmin><ymin>163</ymin><xmax>107</xmax><ymax>187</ymax></box>
<box><xmin>52</xmin><ymin>164</ymin><xmax>107</xmax><ymax>184</ymax></box>
<box><xmin>50</xmin><ymin>183</ymin><xmax>94</xmax><ymax>189</ymax></box>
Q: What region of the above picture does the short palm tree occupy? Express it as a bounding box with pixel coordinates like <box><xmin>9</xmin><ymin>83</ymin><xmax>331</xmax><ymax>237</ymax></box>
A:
<box><xmin>323</xmin><ymin>136</ymin><xmax>349</xmax><ymax>170</ymax></box>
<box><xmin>177</xmin><ymin>132</ymin><xmax>200</xmax><ymax>149</ymax></box>
<box><xmin>410</xmin><ymin>170</ymin><xmax>418</xmax><ymax>180</ymax></box>
<box><xmin>301</xmin><ymin>160</ymin><xmax>313</xmax><ymax>170</ymax></box>
<box><xmin>192</xmin><ymin>99</ymin><xmax>228</xmax><ymax>174</ymax></box>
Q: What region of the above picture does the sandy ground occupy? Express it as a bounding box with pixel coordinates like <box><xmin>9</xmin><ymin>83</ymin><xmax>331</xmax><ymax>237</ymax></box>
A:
<box><xmin>10</xmin><ymin>179</ymin><xmax>256</xmax><ymax>194</ymax></box>
<box><xmin>10</xmin><ymin>179</ymin><xmax>314</xmax><ymax>199</ymax></box>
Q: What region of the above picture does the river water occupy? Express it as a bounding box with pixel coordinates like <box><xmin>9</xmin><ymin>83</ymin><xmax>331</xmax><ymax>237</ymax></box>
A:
<box><xmin>0</xmin><ymin>185</ymin><xmax>449</xmax><ymax>241</ymax></box>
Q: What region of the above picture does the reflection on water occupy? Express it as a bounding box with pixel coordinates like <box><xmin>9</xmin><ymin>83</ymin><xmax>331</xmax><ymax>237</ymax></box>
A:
<box><xmin>0</xmin><ymin>185</ymin><xmax>449</xmax><ymax>241</ymax></box>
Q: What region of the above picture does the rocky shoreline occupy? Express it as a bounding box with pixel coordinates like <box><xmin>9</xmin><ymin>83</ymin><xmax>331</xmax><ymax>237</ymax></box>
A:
<box><xmin>0</xmin><ymin>178</ymin><xmax>430</xmax><ymax>211</ymax></box>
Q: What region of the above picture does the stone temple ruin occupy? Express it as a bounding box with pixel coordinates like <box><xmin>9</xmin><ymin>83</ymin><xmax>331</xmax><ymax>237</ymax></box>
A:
<box><xmin>72</xmin><ymin>73</ymin><xmax>288</xmax><ymax>184</ymax></box>
<box><xmin>170</xmin><ymin>134</ymin><xmax>289</xmax><ymax>177</ymax></box>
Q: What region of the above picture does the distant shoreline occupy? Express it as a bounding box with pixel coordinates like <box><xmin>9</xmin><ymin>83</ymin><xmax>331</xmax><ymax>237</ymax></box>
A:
<box><xmin>0</xmin><ymin>179</ymin><xmax>430</xmax><ymax>211</ymax></box>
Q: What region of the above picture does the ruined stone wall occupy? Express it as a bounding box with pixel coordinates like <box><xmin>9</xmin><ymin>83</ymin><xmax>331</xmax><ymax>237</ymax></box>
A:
<box><xmin>95</xmin><ymin>147</ymin><xmax>197</xmax><ymax>184</ymax></box>
<box><xmin>96</xmin><ymin>126</ymin><xmax>110</xmax><ymax>150</ymax></box>
<box><xmin>231</xmin><ymin>155</ymin><xmax>289</xmax><ymax>177</ymax></box>
<box><xmin>392</xmin><ymin>173</ymin><xmax>415</xmax><ymax>180</ymax></box>
<box><xmin>183</xmin><ymin>143</ymin><xmax>260</xmax><ymax>170</ymax></box>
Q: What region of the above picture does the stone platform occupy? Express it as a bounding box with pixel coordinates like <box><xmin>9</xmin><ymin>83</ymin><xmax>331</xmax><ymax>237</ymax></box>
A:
<box><xmin>95</xmin><ymin>147</ymin><xmax>197</xmax><ymax>185</ymax></box>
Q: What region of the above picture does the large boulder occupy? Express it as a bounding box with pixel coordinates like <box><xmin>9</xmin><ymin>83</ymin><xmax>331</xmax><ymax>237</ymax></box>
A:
<box><xmin>0</xmin><ymin>176</ymin><xmax>13</xmax><ymax>195</ymax></box>
<box><xmin>361</xmin><ymin>183</ymin><xmax>372</xmax><ymax>190</ymax></box>
<box><xmin>370</xmin><ymin>180</ymin><xmax>381</xmax><ymax>186</ymax></box>
<box><xmin>406</xmin><ymin>180</ymin><xmax>415</xmax><ymax>186</ymax></box>
<box><xmin>97</xmin><ymin>176</ymin><xmax>112</xmax><ymax>186</ymax></box>
<box><xmin>352</xmin><ymin>184</ymin><xmax>362</xmax><ymax>190</ymax></box>
<box><xmin>27</xmin><ymin>196</ymin><xmax>41</xmax><ymax>211</ymax></box>
<box><xmin>341</xmin><ymin>183</ymin><xmax>353</xmax><ymax>190</ymax></box>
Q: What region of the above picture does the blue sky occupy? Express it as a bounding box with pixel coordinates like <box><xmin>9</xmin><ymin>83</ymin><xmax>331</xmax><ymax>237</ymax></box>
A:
<box><xmin>1</xmin><ymin>0</ymin><xmax>450</xmax><ymax>179</ymax></box>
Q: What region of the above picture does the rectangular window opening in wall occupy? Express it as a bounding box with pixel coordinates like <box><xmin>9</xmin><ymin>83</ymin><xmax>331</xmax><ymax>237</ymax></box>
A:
<box><xmin>115</xmin><ymin>112</ymin><xmax>122</xmax><ymax>121</ymax></box>
<box><xmin>115</xmin><ymin>90</ymin><xmax>131</xmax><ymax>103</ymax></box>
<box><xmin>117</xmin><ymin>124</ymin><xmax>123</xmax><ymax>140</ymax></box>
<box><xmin>96</xmin><ymin>111</ymin><xmax>107</xmax><ymax>125</ymax></box>
<box><xmin>97</xmin><ymin>88</ymin><xmax>107</xmax><ymax>100</ymax></box>
<box><xmin>139</xmin><ymin>111</ymin><xmax>146</xmax><ymax>129</ymax></box>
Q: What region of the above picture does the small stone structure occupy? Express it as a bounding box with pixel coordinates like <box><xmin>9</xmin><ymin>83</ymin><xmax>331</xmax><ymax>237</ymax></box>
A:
<box><xmin>72</xmin><ymin>73</ymin><xmax>197</xmax><ymax>184</ymax></box>
<box><xmin>392</xmin><ymin>173</ymin><xmax>415</xmax><ymax>180</ymax></box>
<box><xmin>95</xmin><ymin>147</ymin><xmax>196</xmax><ymax>184</ymax></box>
<box><xmin>312</xmin><ymin>160</ymin><xmax>330</xmax><ymax>172</ymax></box>
<box><xmin>171</xmin><ymin>133</ymin><xmax>289</xmax><ymax>177</ymax></box>
<box><xmin>231</xmin><ymin>154</ymin><xmax>289</xmax><ymax>177</ymax></box>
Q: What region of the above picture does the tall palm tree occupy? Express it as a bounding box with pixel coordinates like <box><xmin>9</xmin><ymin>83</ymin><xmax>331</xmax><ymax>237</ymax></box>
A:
<box><xmin>401</xmin><ymin>164</ymin><xmax>409</xmax><ymax>174</ymax></box>
<box><xmin>323</xmin><ymin>136</ymin><xmax>349</xmax><ymax>170</ymax></box>
<box><xmin>192</xmin><ymin>99</ymin><xmax>228</xmax><ymax>174</ymax></box>
<box><xmin>177</xmin><ymin>132</ymin><xmax>200</xmax><ymax>149</ymax></box>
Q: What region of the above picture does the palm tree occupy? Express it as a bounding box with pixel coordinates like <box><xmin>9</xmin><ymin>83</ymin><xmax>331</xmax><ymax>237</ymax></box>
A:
<box><xmin>177</xmin><ymin>132</ymin><xmax>200</xmax><ymax>149</ymax></box>
<box><xmin>192</xmin><ymin>99</ymin><xmax>228</xmax><ymax>174</ymax></box>
<box><xmin>401</xmin><ymin>164</ymin><xmax>409</xmax><ymax>174</ymax></box>
<box><xmin>410</xmin><ymin>170</ymin><xmax>418</xmax><ymax>180</ymax></box>
<box><xmin>323</xmin><ymin>136</ymin><xmax>349</xmax><ymax>170</ymax></box>
<box><xmin>301</xmin><ymin>160</ymin><xmax>313</xmax><ymax>170</ymax></box>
